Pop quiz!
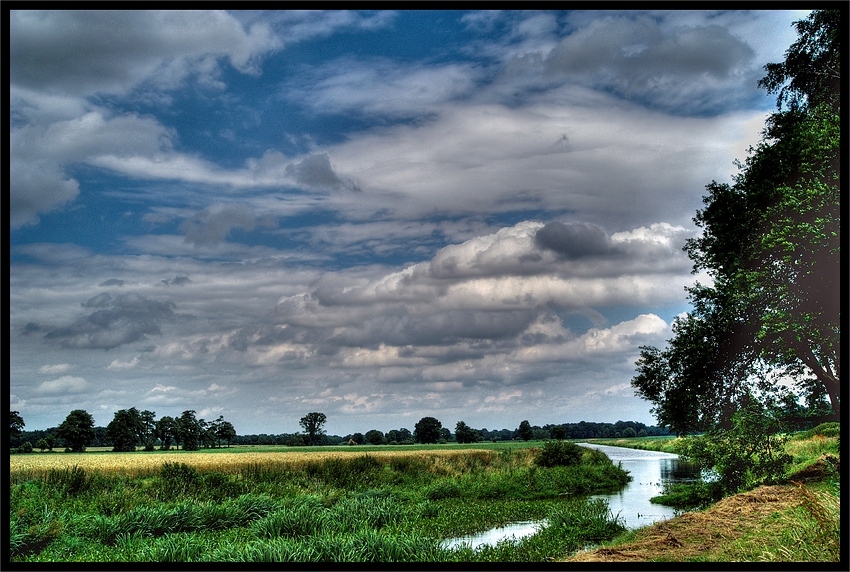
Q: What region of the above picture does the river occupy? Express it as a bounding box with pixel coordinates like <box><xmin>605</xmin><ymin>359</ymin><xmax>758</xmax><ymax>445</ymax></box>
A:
<box><xmin>578</xmin><ymin>442</ymin><xmax>697</xmax><ymax>530</ymax></box>
<box><xmin>441</xmin><ymin>442</ymin><xmax>696</xmax><ymax>550</ymax></box>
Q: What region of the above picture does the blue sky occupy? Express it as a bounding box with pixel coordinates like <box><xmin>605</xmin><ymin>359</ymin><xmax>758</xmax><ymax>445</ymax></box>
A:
<box><xmin>9</xmin><ymin>9</ymin><xmax>808</xmax><ymax>436</ymax></box>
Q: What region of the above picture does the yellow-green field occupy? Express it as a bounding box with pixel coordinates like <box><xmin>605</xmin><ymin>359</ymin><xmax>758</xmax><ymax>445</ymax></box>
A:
<box><xmin>9</xmin><ymin>446</ymin><xmax>505</xmax><ymax>482</ymax></box>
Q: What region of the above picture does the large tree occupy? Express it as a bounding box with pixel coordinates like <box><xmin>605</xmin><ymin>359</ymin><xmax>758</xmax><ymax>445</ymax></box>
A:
<box><xmin>300</xmin><ymin>412</ymin><xmax>327</xmax><ymax>446</ymax></box>
<box><xmin>633</xmin><ymin>10</ymin><xmax>841</xmax><ymax>434</ymax></box>
<box><xmin>413</xmin><ymin>416</ymin><xmax>442</xmax><ymax>444</ymax></box>
<box><xmin>105</xmin><ymin>408</ymin><xmax>143</xmax><ymax>452</ymax></box>
<box><xmin>177</xmin><ymin>410</ymin><xmax>202</xmax><ymax>451</ymax></box>
<box><xmin>454</xmin><ymin>421</ymin><xmax>481</xmax><ymax>444</ymax></box>
<box><xmin>56</xmin><ymin>409</ymin><xmax>96</xmax><ymax>452</ymax></box>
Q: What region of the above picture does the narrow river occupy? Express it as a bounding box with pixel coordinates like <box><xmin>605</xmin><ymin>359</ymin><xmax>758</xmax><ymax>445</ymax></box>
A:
<box><xmin>578</xmin><ymin>442</ymin><xmax>697</xmax><ymax>530</ymax></box>
<box><xmin>442</xmin><ymin>442</ymin><xmax>696</xmax><ymax>550</ymax></box>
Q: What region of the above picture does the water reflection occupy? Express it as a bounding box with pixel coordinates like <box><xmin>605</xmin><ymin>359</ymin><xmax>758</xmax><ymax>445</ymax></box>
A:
<box><xmin>441</xmin><ymin>443</ymin><xmax>698</xmax><ymax>550</ymax></box>
<box><xmin>578</xmin><ymin>442</ymin><xmax>698</xmax><ymax>529</ymax></box>
<box><xmin>440</xmin><ymin>520</ymin><xmax>546</xmax><ymax>550</ymax></box>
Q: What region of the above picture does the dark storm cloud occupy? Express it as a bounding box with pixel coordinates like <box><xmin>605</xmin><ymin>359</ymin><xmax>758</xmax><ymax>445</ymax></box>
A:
<box><xmin>44</xmin><ymin>293</ymin><xmax>186</xmax><ymax>350</ymax></box>
<box><xmin>534</xmin><ymin>221</ymin><xmax>616</xmax><ymax>258</ymax></box>
<box><xmin>100</xmin><ymin>278</ymin><xmax>126</xmax><ymax>287</ymax></box>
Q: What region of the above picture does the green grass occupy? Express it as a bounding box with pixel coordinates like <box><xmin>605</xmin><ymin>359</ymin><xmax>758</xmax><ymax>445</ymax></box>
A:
<box><xmin>9</xmin><ymin>445</ymin><xmax>630</xmax><ymax>563</ymax></box>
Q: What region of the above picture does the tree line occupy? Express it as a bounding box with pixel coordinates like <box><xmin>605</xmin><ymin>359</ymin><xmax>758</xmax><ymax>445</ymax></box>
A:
<box><xmin>7</xmin><ymin>408</ymin><xmax>235</xmax><ymax>453</ymax></box>
<box><xmin>9</xmin><ymin>407</ymin><xmax>669</xmax><ymax>454</ymax></box>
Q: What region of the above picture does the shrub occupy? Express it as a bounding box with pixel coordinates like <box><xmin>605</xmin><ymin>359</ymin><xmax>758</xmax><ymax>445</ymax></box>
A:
<box><xmin>18</xmin><ymin>441</ymin><xmax>33</xmax><ymax>454</ymax></box>
<box><xmin>675</xmin><ymin>403</ymin><xmax>792</xmax><ymax>495</ymax></box>
<box><xmin>534</xmin><ymin>440</ymin><xmax>583</xmax><ymax>468</ymax></box>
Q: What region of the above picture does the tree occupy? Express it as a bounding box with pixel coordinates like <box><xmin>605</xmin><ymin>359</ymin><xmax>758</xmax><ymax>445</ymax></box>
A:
<box><xmin>300</xmin><ymin>412</ymin><xmax>327</xmax><ymax>446</ymax></box>
<box><xmin>139</xmin><ymin>410</ymin><xmax>157</xmax><ymax>451</ymax></box>
<box><xmin>551</xmin><ymin>425</ymin><xmax>566</xmax><ymax>440</ymax></box>
<box><xmin>633</xmin><ymin>10</ymin><xmax>841</xmax><ymax>434</ymax></box>
<box><xmin>105</xmin><ymin>408</ymin><xmax>143</xmax><ymax>452</ymax></box>
<box><xmin>156</xmin><ymin>416</ymin><xmax>177</xmax><ymax>450</ymax></box>
<box><xmin>454</xmin><ymin>421</ymin><xmax>481</xmax><ymax>444</ymax></box>
<box><xmin>177</xmin><ymin>410</ymin><xmax>202</xmax><ymax>451</ymax></box>
<box><xmin>56</xmin><ymin>409</ymin><xmax>95</xmax><ymax>452</ymax></box>
<box><xmin>517</xmin><ymin>420</ymin><xmax>533</xmax><ymax>441</ymax></box>
<box><xmin>364</xmin><ymin>429</ymin><xmax>385</xmax><ymax>445</ymax></box>
<box><xmin>9</xmin><ymin>411</ymin><xmax>25</xmax><ymax>452</ymax></box>
<box><xmin>214</xmin><ymin>416</ymin><xmax>236</xmax><ymax>447</ymax></box>
<box><xmin>414</xmin><ymin>416</ymin><xmax>442</xmax><ymax>444</ymax></box>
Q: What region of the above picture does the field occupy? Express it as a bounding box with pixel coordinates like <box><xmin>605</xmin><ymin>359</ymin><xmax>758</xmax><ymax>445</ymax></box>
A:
<box><xmin>9</xmin><ymin>432</ymin><xmax>840</xmax><ymax>563</ymax></box>
<box><xmin>9</xmin><ymin>441</ymin><xmax>632</xmax><ymax>563</ymax></box>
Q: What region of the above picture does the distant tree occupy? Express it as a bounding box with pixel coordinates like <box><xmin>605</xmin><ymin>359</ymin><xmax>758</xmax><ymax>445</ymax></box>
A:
<box><xmin>414</xmin><ymin>417</ymin><xmax>442</xmax><ymax>444</ymax></box>
<box><xmin>551</xmin><ymin>425</ymin><xmax>567</xmax><ymax>440</ymax></box>
<box><xmin>300</xmin><ymin>412</ymin><xmax>327</xmax><ymax>446</ymax></box>
<box><xmin>56</xmin><ymin>409</ymin><xmax>96</xmax><ymax>452</ymax></box>
<box><xmin>177</xmin><ymin>410</ymin><xmax>202</xmax><ymax>451</ymax></box>
<box><xmin>517</xmin><ymin>420</ymin><xmax>533</xmax><ymax>441</ymax></box>
<box><xmin>364</xmin><ymin>429</ymin><xmax>385</xmax><ymax>445</ymax></box>
<box><xmin>139</xmin><ymin>410</ymin><xmax>157</xmax><ymax>451</ymax></box>
<box><xmin>105</xmin><ymin>408</ymin><xmax>143</xmax><ymax>452</ymax></box>
<box><xmin>439</xmin><ymin>427</ymin><xmax>452</xmax><ymax>442</ymax></box>
<box><xmin>36</xmin><ymin>438</ymin><xmax>50</xmax><ymax>452</ymax></box>
<box><xmin>9</xmin><ymin>411</ymin><xmax>25</xmax><ymax>452</ymax></box>
<box><xmin>156</xmin><ymin>416</ymin><xmax>176</xmax><ymax>450</ymax></box>
<box><xmin>622</xmin><ymin>427</ymin><xmax>637</xmax><ymax>438</ymax></box>
<box><xmin>350</xmin><ymin>432</ymin><xmax>365</xmax><ymax>445</ymax></box>
<box><xmin>454</xmin><ymin>421</ymin><xmax>481</xmax><ymax>444</ymax></box>
<box><xmin>214</xmin><ymin>417</ymin><xmax>236</xmax><ymax>447</ymax></box>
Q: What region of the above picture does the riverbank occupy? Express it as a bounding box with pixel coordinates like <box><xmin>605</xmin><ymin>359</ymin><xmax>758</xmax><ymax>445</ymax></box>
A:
<box><xmin>565</xmin><ymin>429</ymin><xmax>841</xmax><ymax>563</ymax></box>
<box><xmin>565</xmin><ymin>479</ymin><xmax>839</xmax><ymax>562</ymax></box>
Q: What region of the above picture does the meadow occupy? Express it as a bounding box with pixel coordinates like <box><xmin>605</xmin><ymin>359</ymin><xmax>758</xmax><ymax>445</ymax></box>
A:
<box><xmin>9</xmin><ymin>441</ymin><xmax>631</xmax><ymax>563</ymax></box>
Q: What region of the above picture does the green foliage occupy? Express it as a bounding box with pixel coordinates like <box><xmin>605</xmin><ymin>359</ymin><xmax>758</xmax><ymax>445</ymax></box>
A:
<box><xmin>632</xmin><ymin>10</ymin><xmax>841</xmax><ymax>434</ymax></box>
<box><xmin>795</xmin><ymin>422</ymin><xmax>840</xmax><ymax>440</ymax></box>
<box><xmin>534</xmin><ymin>440</ymin><xmax>583</xmax><ymax>468</ymax></box>
<box><xmin>651</xmin><ymin>480</ymin><xmax>725</xmax><ymax>510</ymax></box>
<box><xmin>414</xmin><ymin>417</ymin><xmax>442</xmax><ymax>444</ymax></box>
<box><xmin>299</xmin><ymin>412</ymin><xmax>327</xmax><ymax>446</ymax></box>
<box><xmin>454</xmin><ymin>421</ymin><xmax>481</xmax><ymax>444</ymax></box>
<box><xmin>56</xmin><ymin>410</ymin><xmax>95</xmax><ymax>452</ymax></box>
<box><xmin>675</xmin><ymin>403</ymin><xmax>792</xmax><ymax>495</ymax></box>
<box><xmin>517</xmin><ymin>420</ymin><xmax>533</xmax><ymax>441</ymax></box>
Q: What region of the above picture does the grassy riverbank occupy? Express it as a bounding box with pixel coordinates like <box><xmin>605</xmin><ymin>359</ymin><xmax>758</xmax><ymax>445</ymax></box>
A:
<box><xmin>567</xmin><ymin>426</ymin><xmax>841</xmax><ymax>562</ymax></box>
<box><xmin>9</xmin><ymin>444</ymin><xmax>629</xmax><ymax>563</ymax></box>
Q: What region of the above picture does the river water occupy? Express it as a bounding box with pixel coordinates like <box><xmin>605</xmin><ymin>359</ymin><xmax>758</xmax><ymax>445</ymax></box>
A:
<box><xmin>441</xmin><ymin>443</ymin><xmax>696</xmax><ymax>550</ymax></box>
<box><xmin>578</xmin><ymin>442</ymin><xmax>697</xmax><ymax>530</ymax></box>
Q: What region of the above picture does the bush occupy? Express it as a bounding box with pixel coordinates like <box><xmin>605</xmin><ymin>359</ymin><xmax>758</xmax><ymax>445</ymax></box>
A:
<box><xmin>675</xmin><ymin>403</ymin><xmax>792</xmax><ymax>495</ymax></box>
<box><xmin>534</xmin><ymin>440</ymin><xmax>583</xmax><ymax>468</ymax></box>
<box><xmin>17</xmin><ymin>441</ymin><xmax>33</xmax><ymax>454</ymax></box>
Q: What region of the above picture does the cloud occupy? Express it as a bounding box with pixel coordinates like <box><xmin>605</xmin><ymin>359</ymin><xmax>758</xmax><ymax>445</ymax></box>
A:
<box><xmin>107</xmin><ymin>357</ymin><xmax>140</xmax><ymax>371</ymax></box>
<box><xmin>180</xmin><ymin>205</ymin><xmax>259</xmax><ymax>246</ymax></box>
<box><xmin>36</xmin><ymin>376</ymin><xmax>90</xmax><ymax>395</ymax></box>
<box><xmin>38</xmin><ymin>364</ymin><xmax>71</xmax><ymax>375</ymax></box>
<box><xmin>284</xmin><ymin>153</ymin><xmax>358</xmax><ymax>192</ymax></box>
<box><xmin>9</xmin><ymin>10</ymin><xmax>281</xmax><ymax>96</ymax></box>
<box><xmin>535</xmin><ymin>221</ymin><xmax>615</xmax><ymax>258</ymax></box>
<box><xmin>43</xmin><ymin>292</ymin><xmax>186</xmax><ymax>350</ymax></box>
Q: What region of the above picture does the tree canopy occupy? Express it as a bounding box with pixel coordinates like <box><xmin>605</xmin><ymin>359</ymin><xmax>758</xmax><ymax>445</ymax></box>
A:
<box><xmin>413</xmin><ymin>416</ymin><xmax>442</xmax><ymax>444</ymax></box>
<box><xmin>300</xmin><ymin>412</ymin><xmax>327</xmax><ymax>446</ymax></box>
<box><xmin>632</xmin><ymin>9</ymin><xmax>841</xmax><ymax>435</ymax></box>
<box><xmin>56</xmin><ymin>409</ymin><xmax>96</xmax><ymax>452</ymax></box>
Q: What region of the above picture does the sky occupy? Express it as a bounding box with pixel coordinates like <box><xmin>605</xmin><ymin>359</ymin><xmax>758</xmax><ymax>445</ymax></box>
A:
<box><xmin>9</xmin><ymin>9</ymin><xmax>810</xmax><ymax>436</ymax></box>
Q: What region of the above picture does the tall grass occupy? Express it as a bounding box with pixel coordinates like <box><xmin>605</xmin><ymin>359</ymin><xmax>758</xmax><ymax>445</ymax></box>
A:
<box><xmin>10</xmin><ymin>446</ymin><xmax>631</xmax><ymax>562</ymax></box>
